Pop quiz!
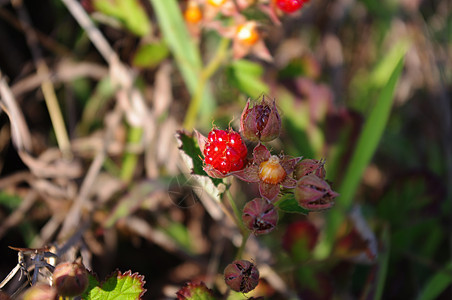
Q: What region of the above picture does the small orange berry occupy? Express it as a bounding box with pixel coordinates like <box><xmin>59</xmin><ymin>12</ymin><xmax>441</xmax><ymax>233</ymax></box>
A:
<box><xmin>259</xmin><ymin>156</ymin><xmax>286</xmax><ymax>184</ymax></box>
<box><xmin>207</xmin><ymin>0</ymin><xmax>227</xmax><ymax>7</ymax></box>
<box><xmin>236</xmin><ymin>22</ymin><xmax>260</xmax><ymax>46</ymax></box>
<box><xmin>184</xmin><ymin>2</ymin><xmax>203</xmax><ymax>24</ymax></box>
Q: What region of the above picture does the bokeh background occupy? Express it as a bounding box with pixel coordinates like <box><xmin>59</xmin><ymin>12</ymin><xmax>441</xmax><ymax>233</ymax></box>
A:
<box><xmin>0</xmin><ymin>0</ymin><xmax>450</xmax><ymax>299</ymax></box>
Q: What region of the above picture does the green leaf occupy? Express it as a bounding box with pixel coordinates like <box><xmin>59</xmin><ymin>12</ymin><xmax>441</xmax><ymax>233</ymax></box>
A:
<box><xmin>149</xmin><ymin>0</ymin><xmax>215</xmax><ymax>122</ymax></box>
<box><xmin>0</xmin><ymin>192</ymin><xmax>22</xmax><ymax>210</ymax></box>
<box><xmin>78</xmin><ymin>78</ymin><xmax>115</xmax><ymax>134</ymax></box>
<box><xmin>161</xmin><ymin>222</ymin><xmax>193</xmax><ymax>253</ymax></box>
<box><xmin>276</xmin><ymin>194</ymin><xmax>309</xmax><ymax>215</ymax></box>
<box><xmin>187</xmin><ymin>290</ymin><xmax>215</xmax><ymax>300</ymax></box>
<box><xmin>338</xmin><ymin>50</ymin><xmax>406</xmax><ymax>210</ymax></box>
<box><xmin>93</xmin><ymin>0</ymin><xmax>122</xmax><ymax>18</ymax></box>
<box><xmin>315</xmin><ymin>43</ymin><xmax>408</xmax><ymax>260</ymax></box>
<box><xmin>176</xmin><ymin>130</ymin><xmax>222</xmax><ymax>186</ymax></box>
<box><xmin>93</xmin><ymin>0</ymin><xmax>151</xmax><ymax>36</ymax></box>
<box><xmin>175</xmin><ymin>131</ymin><xmax>226</xmax><ymax>207</ymax></box>
<box><xmin>350</xmin><ymin>40</ymin><xmax>410</xmax><ymax>113</ymax></box>
<box><xmin>132</xmin><ymin>42</ymin><xmax>169</xmax><ymax>68</ymax></box>
<box><xmin>417</xmin><ymin>262</ymin><xmax>452</xmax><ymax>300</ymax></box>
<box><xmin>176</xmin><ymin>282</ymin><xmax>215</xmax><ymax>300</ymax></box>
<box><xmin>82</xmin><ymin>270</ymin><xmax>146</xmax><ymax>300</ymax></box>
<box><xmin>374</xmin><ymin>225</ymin><xmax>390</xmax><ymax>300</ymax></box>
<box><xmin>226</xmin><ymin>59</ymin><xmax>269</xmax><ymax>97</ymax></box>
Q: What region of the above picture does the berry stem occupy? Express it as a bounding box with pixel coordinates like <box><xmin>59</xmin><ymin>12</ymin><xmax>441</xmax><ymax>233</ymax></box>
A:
<box><xmin>235</xmin><ymin>231</ymin><xmax>250</xmax><ymax>260</ymax></box>
<box><xmin>226</xmin><ymin>189</ymin><xmax>246</xmax><ymax>234</ymax></box>
<box><xmin>183</xmin><ymin>37</ymin><xmax>230</xmax><ymax>130</ymax></box>
<box><xmin>225</xmin><ymin>189</ymin><xmax>250</xmax><ymax>259</ymax></box>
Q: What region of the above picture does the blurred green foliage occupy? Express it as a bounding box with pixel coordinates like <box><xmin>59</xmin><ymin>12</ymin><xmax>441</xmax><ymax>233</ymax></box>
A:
<box><xmin>0</xmin><ymin>0</ymin><xmax>449</xmax><ymax>298</ymax></box>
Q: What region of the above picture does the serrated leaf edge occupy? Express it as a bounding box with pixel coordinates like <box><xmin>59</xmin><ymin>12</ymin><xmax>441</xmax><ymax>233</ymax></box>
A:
<box><xmin>117</xmin><ymin>270</ymin><xmax>147</xmax><ymax>299</ymax></box>
<box><xmin>84</xmin><ymin>269</ymin><xmax>147</xmax><ymax>299</ymax></box>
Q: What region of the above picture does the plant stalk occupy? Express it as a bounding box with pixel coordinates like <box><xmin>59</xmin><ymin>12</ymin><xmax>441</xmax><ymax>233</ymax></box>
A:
<box><xmin>183</xmin><ymin>37</ymin><xmax>230</xmax><ymax>130</ymax></box>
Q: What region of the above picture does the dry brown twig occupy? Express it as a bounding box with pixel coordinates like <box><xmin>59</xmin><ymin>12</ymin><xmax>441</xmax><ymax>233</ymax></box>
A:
<box><xmin>11</xmin><ymin>0</ymin><xmax>71</xmax><ymax>158</ymax></box>
<box><xmin>56</xmin><ymin>0</ymin><xmax>158</xmax><ymax>239</ymax></box>
<box><xmin>0</xmin><ymin>72</ymin><xmax>32</xmax><ymax>152</ymax></box>
<box><xmin>10</xmin><ymin>60</ymin><xmax>108</xmax><ymax>97</ymax></box>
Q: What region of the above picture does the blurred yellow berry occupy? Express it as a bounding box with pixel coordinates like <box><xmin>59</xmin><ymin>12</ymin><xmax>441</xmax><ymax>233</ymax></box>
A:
<box><xmin>207</xmin><ymin>0</ymin><xmax>227</xmax><ymax>7</ymax></box>
<box><xmin>236</xmin><ymin>22</ymin><xmax>260</xmax><ymax>46</ymax></box>
<box><xmin>184</xmin><ymin>2</ymin><xmax>203</xmax><ymax>24</ymax></box>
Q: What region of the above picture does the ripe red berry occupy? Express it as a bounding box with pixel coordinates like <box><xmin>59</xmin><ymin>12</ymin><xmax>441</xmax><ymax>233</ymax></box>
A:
<box><xmin>275</xmin><ymin>0</ymin><xmax>305</xmax><ymax>13</ymax></box>
<box><xmin>203</xmin><ymin>129</ymin><xmax>247</xmax><ymax>175</ymax></box>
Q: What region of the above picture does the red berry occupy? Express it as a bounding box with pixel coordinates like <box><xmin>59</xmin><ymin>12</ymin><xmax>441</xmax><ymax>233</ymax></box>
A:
<box><xmin>275</xmin><ymin>0</ymin><xmax>304</xmax><ymax>13</ymax></box>
<box><xmin>203</xmin><ymin>129</ymin><xmax>247</xmax><ymax>175</ymax></box>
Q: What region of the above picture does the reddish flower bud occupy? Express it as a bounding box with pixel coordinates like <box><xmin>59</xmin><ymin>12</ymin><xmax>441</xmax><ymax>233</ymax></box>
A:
<box><xmin>53</xmin><ymin>260</ymin><xmax>89</xmax><ymax>297</ymax></box>
<box><xmin>282</xmin><ymin>220</ymin><xmax>319</xmax><ymax>261</ymax></box>
<box><xmin>240</xmin><ymin>96</ymin><xmax>281</xmax><ymax>142</ymax></box>
<box><xmin>224</xmin><ymin>260</ymin><xmax>259</xmax><ymax>293</ymax></box>
<box><xmin>176</xmin><ymin>281</ymin><xmax>215</xmax><ymax>300</ymax></box>
<box><xmin>295</xmin><ymin>174</ymin><xmax>338</xmax><ymax>211</ymax></box>
<box><xmin>22</xmin><ymin>283</ymin><xmax>57</xmax><ymax>300</ymax></box>
<box><xmin>242</xmin><ymin>198</ymin><xmax>278</xmax><ymax>235</ymax></box>
<box><xmin>294</xmin><ymin>159</ymin><xmax>326</xmax><ymax>180</ymax></box>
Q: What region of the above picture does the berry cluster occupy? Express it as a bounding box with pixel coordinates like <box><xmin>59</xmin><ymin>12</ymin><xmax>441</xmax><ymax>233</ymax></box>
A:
<box><xmin>182</xmin><ymin>0</ymin><xmax>312</xmax><ymax>61</ymax></box>
<box><xmin>193</xmin><ymin>96</ymin><xmax>338</xmax><ymax>295</ymax></box>
<box><xmin>203</xmin><ymin>129</ymin><xmax>248</xmax><ymax>175</ymax></box>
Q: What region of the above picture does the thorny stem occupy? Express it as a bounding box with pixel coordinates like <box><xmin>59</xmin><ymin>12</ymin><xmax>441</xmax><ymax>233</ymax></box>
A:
<box><xmin>183</xmin><ymin>37</ymin><xmax>231</xmax><ymax>130</ymax></box>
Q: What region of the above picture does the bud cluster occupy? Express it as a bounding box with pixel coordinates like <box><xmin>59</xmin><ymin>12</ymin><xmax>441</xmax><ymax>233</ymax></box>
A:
<box><xmin>195</xmin><ymin>95</ymin><xmax>338</xmax><ymax>295</ymax></box>
<box><xmin>294</xmin><ymin>159</ymin><xmax>337</xmax><ymax>211</ymax></box>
